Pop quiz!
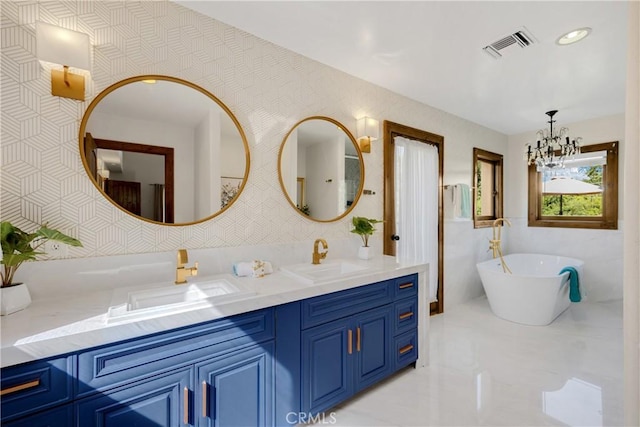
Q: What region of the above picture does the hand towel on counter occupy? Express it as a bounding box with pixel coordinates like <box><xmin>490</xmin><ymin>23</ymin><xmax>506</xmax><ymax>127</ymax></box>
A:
<box><xmin>233</xmin><ymin>260</ymin><xmax>273</xmax><ymax>278</ymax></box>
<box><xmin>559</xmin><ymin>266</ymin><xmax>581</xmax><ymax>302</ymax></box>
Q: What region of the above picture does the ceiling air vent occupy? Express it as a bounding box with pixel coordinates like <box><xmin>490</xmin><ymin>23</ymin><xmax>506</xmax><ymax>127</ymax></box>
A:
<box><xmin>483</xmin><ymin>28</ymin><xmax>536</xmax><ymax>59</ymax></box>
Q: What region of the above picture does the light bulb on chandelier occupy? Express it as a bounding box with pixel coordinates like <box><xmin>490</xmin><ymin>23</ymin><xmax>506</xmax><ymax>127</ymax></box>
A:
<box><xmin>524</xmin><ymin>110</ymin><xmax>582</xmax><ymax>169</ymax></box>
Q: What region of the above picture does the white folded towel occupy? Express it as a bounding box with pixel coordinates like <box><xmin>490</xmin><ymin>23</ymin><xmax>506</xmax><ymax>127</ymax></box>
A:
<box><xmin>233</xmin><ymin>260</ymin><xmax>273</xmax><ymax>278</ymax></box>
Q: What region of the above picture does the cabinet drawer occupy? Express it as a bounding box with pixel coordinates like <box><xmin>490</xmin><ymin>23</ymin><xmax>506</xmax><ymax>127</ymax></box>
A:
<box><xmin>394</xmin><ymin>330</ymin><xmax>418</xmax><ymax>370</ymax></box>
<box><xmin>302</xmin><ymin>280</ymin><xmax>393</xmax><ymax>329</ymax></box>
<box><xmin>393</xmin><ymin>274</ymin><xmax>418</xmax><ymax>299</ymax></box>
<box><xmin>78</xmin><ymin>308</ymin><xmax>273</xmax><ymax>397</ymax></box>
<box><xmin>394</xmin><ymin>296</ymin><xmax>418</xmax><ymax>335</ymax></box>
<box><xmin>3</xmin><ymin>403</ymin><xmax>73</xmax><ymax>427</ymax></box>
<box><xmin>0</xmin><ymin>356</ymin><xmax>75</xmax><ymax>422</ymax></box>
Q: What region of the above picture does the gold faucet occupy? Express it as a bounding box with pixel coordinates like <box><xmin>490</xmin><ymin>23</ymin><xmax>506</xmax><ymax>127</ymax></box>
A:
<box><xmin>175</xmin><ymin>249</ymin><xmax>198</xmax><ymax>284</ymax></box>
<box><xmin>312</xmin><ymin>238</ymin><xmax>329</xmax><ymax>264</ymax></box>
<box><xmin>490</xmin><ymin>218</ymin><xmax>512</xmax><ymax>273</ymax></box>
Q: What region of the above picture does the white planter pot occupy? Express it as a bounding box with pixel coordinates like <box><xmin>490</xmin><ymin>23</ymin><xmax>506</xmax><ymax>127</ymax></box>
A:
<box><xmin>358</xmin><ymin>246</ymin><xmax>373</xmax><ymax>260</ymax></box>
<box><xmin>0</xmin><ymin>283</ymin><xmax>32</xmax><ymax>315</ymax></box>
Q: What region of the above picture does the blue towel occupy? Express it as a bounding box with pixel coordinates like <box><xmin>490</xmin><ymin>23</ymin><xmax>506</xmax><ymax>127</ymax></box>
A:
<box><xmin>559</xmin><ymin>266</ymin><xmax>581</xmax><ymax>302</ymax></box>
<box><xmin>458</xmin><ymin>184</ymin><xmax>471</xmax><ymax>218</ymax></box>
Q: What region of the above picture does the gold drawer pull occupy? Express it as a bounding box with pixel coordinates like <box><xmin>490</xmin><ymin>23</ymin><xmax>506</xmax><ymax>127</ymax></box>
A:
<box><xmin>0</xmin><ymin>379</ymin><xmax>40</xmax><ymax>396</ymax></box>
<box><xmin>356</xmin><ymin>327</ymin><xmax>361</xmax><ymax>352</ymax></box>
<box><xmin>202</xmin><ymin>381</ymin><xmax>207</xmax><ymax>417</ymax></box>
<box><xmin>398</xmin><ymin>282</ymin><xmax>414</xmax><ymax>289</ymax></box>
<box><xmin>399</xmin><ymin>344</ymin><xmax>414</xmax><ymax>355</ymax></box>
<box><xmin>183</xmin><ymin>386</ymin><xmax>189</xmax><ymax>425</ymax></box>
<box><xmin>348</xmin><ymin>329</ymin><xmax>353</xmax><ymax>355</ymax></box>
<box><xmin>399</xmin><ymin>311</ymin><xmax>414</xmax><ymax>320</ymax></box>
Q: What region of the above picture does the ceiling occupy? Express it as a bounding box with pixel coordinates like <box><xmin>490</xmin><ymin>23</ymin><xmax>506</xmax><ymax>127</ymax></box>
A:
<box><xmin>174</xmin><ymin>1</ymin><xmax>628</xmax><ymax>135</ymax></box>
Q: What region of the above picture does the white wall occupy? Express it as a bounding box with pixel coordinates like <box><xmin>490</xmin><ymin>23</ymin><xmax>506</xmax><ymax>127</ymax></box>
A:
<box><xmin>194</xmin><ymin>111</ymin><xmax>214</xmax><ymax>218</ymax></box>
<box><xmin>0</xmin><ymin>2</ymin><xmax>506</xmax><ymax>310</ymax></box>
<box><xmin>442</xmin><ymin>129</ymin><xmax>509</xmax><ymax>308</ymax></box>
<box><xmin>504</xmin><ymin>114</ymin><xmax>625</xmax><ymax>302</ymax></box>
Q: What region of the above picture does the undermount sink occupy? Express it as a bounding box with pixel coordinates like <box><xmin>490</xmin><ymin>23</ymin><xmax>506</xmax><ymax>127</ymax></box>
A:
<box><xmin>280</xmin><ymin>259</ymin><xmax>371</xmax><ymax>284</ymax></box>
<box><xmin>106</xmin><ymin>277</ymin><xmax>255</xmax><ymax>324</ymax></box>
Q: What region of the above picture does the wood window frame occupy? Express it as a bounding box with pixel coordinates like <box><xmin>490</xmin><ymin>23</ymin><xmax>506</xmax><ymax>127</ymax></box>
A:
<box><xmin>473</xmin><ymin>148</ymin><xmax>503</xmax><ymax>228</ymax></box>
<box><xmin>527</xmin><ymin>141</ymin><xmax>618</xmax><ymax>229</ymax></box>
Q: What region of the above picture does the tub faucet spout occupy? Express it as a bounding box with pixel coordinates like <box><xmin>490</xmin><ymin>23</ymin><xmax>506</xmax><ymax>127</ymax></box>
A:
<box><xmin>490</xmin><ymin>218</ymin><xmax>512</xmax><ymax>273</ymax></box>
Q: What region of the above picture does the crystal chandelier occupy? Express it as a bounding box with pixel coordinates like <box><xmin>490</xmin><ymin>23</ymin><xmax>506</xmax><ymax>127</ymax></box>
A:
<box><xmin>524</xmin><ymin>110</ymin><xmax>581</xmax><ymax>169</ymax></box>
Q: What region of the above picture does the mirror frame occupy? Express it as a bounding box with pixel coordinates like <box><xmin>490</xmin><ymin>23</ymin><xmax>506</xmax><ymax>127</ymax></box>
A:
<box><xmin>278</xmin><ymin>116</ymin><xmax>365</xmax><ymax>222</ymax></box>
<box><xmin>78</xmin><ymin>75</ymin><xmax>250</xmax><ymax>226</ymax></box>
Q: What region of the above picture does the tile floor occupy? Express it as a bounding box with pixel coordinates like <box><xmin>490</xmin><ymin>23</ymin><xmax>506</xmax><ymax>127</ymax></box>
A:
<box><xmin>322</xmin><ymin>297</ymin><xmax>623</xmax><ymax>426</ymax></box>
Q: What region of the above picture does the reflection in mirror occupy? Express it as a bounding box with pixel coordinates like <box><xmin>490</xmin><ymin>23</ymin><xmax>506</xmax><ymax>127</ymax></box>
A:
<box><xmin>279</xmin><ymin>117</ymin><xmax>363</xmax><ymax>222</ymax></box>
<box><xmin>79</xmin><ymin>76</ymin><xmax>249</xmax><ymax>225</ymax></box>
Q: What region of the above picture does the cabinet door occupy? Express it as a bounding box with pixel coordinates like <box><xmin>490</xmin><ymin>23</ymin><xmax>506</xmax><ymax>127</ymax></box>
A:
<box><xmin>301</xmin><ymin>318</ymin><xmax>354</xmax><ymax>414</ymax></box>
<box><xmin>197</xmin><ymin>342</ymin><xmax>274</xmax><ymax>427</ymax></box>
<box><xmin>354</xmin><ymin>305</ymin><xmax>393</xmax><ymax>392</ymax></box>
<box><xmin>77</xmin><ymin>367</ymin><xmax>193</xmax><ymax>427</ymax></box>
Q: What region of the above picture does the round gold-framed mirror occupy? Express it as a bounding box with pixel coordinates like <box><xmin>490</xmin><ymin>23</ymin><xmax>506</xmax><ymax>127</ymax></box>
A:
<box><xmin>78</xmin><ymin>75</ymin><xmax>250</xmax><ymax>226</ymax></box>
<box><xmin>278</xmin><ymin>116</ymin><xmax>364</xmax><ymax>222</ymax></box>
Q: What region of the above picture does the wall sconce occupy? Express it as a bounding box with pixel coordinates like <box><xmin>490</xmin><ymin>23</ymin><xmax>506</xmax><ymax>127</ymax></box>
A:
<box><xmin>356</xmin><ymin>117</ymin><xmax>379</xmax><ymax>153</ymax></box>
<box><xmin>36</xmin><ymin>21</ymin><xmax>90</xmax><ymax>101</ymax></box>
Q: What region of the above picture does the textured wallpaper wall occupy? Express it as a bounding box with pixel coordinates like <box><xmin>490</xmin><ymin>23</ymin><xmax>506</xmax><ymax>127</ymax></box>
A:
<box><xmin>1</xmin><ymin>1</ymin><xmax>507</xmax><ymax>259</ymax></box>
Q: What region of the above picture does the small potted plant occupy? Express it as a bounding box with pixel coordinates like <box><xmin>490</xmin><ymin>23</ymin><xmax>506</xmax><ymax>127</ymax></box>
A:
<box><xmin>1</xmin><ymin>221</ymin><xmax>82</xmax><ymax>315</ymax></box>
<box><xmin>350</xmin><ymin>216</ymin><xmax>383</xmax><ymax>260</ymax></box>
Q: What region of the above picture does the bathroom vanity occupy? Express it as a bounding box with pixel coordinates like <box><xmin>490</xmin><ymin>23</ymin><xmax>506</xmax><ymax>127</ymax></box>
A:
<box><xmin>0</xmin><ymin>257</ymin><xmax>425</xmax><ymax>426</ymax></box>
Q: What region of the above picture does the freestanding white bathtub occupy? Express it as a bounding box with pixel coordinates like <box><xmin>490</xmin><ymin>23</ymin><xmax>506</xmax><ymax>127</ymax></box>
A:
<box><xmin>476</xmin><ymin>253</ymin><xmax>585</xmax><ymax>326</ymax></box>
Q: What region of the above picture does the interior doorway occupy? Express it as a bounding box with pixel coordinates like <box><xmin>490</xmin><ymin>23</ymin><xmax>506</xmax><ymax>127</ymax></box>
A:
<box><xmin>383</xmin><ymin>121</ymin><xmax>444</xmax><ymax>315</ymax></box>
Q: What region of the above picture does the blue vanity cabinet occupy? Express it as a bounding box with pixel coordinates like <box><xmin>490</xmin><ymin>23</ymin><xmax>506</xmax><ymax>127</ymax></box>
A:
<box><xmin>299</xmin><ymin>284</ymin><xmax>396</xmax><ymax>415</ymax></box>
<box><xmin>196</xmin><ymin>341</ymin><xmax>275</xmax><ymax>426</ymax></box>
<box><xmin>296</xmin><ymin>273</ymin><xmax>418</xmax><ymax>418</ymax></box>
<box><xmin>0</xmin><ymin>355</ymin><xmax>75</xmax><ymax>423</ymax></box>
<box><xmin>300</xmin><ymin>304</ymin><xmax>392</xmax><ymax>414</ymax></box>
<box><xmin>77</xmin><ymin>367</ymin><xmax>193</xmax><ymax>426</ymax></box>
<box><xmin>75</xmin><ymin>308</ymin><xmax>275</xmax><ymax>427</ymax></box>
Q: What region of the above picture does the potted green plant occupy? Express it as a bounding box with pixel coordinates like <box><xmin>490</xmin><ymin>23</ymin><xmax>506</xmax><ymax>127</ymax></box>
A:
<box><xmin>1</xmin><ymin>221</ymin><xmax>82</xmax><ymax>315</ymax></box>
<box><xmin>350</xmin><ymin>216</ymin><xmax>383</xmax><ymax>260</ymax></box>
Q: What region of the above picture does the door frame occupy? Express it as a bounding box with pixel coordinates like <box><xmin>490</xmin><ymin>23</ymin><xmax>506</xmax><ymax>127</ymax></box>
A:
<box><xmin>88</xmin><ymin>135</ymin><xmax>175</xmax><ymax>223</ymax></box>
<box><xmin>383</xmin><ymin>121</ymin><xmax>444</xmax><ymax>315</ymax></box>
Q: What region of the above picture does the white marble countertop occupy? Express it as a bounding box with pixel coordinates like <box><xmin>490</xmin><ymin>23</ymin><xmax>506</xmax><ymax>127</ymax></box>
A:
<box><xmin>1</xmin><ymin>256</ymin><xmax>427</xmax><ymax>368</ymax></box>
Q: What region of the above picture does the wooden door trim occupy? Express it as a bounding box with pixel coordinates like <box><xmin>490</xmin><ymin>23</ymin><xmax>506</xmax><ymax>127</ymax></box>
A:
<box><xmin>92</xmin><ymin>137</ymin><xmax>175</xmax><ymax>223</ymax></box>
<box><xmin>383</xmin><ymin>121</ymin><xmax>444</xmax><ymax>315</ymax></box>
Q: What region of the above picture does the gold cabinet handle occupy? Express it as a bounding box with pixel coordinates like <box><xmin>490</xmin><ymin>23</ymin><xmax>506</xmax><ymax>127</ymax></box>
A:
<box><xmin>399</xmin><ymin>311</ymin><xmax>414</xmax><ymax>320</ymax></box>
<box><xmin>356</xmin><ymin>327</ymin><xmax>361</xmax><ymax>352</ymax></box>
<box><xmin>183</xmin><ymin>386</ymin><xmax>189</xmax><ymax>425</ymax></box>
<box><xmin>202</xmin><ymin>381</ymin><xmax>207</xmax><ymax>418</ymax></box>
<box><xmin>0</xmin><ymin>379</ymin><xmax>40</xmax><ymax>396</ymax></box>
<box><xmin>347</xmin><ymin>329</ymin><xmax>353</xmax><ymax>355</ymax></box>
<box><xmin>399</xmin><ymin>282</ymin><xmax>414</xmax><ymax>289</ymax></box>
<box><xmin>399</xmin><ymin>344</ymin><xmax>414</xmax><ymax>355</ymax></box>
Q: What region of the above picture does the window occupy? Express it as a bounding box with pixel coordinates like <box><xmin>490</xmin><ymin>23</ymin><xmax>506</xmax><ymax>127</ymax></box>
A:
<box><xmin>473</xmin><ymin>148</ymin><xmax>503</xmax><ymax>228</ymax></box>
<box><xmin>528</xmin><ymin>141</ymin><xmax>618</xmax><ymax>229</ymax></box>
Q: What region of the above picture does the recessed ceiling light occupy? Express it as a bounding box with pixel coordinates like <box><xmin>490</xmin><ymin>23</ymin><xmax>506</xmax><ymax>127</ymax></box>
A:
<box><xmin>556</xmin><ymin>27</ymin><xmax>592</xmax><ymax>46</ymax></box>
